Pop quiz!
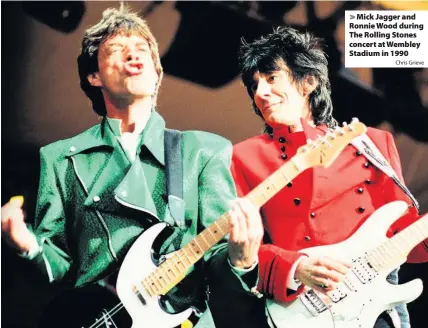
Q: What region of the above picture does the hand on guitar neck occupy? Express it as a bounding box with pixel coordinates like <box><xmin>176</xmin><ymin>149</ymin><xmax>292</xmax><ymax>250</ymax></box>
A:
<box><xmin>1</xmin><ymin>196</ymin><xmax>39</xmax><ymax>254</ymax></box>
<box><xmin>227</xmin><ymin>198</ymin><xmax>264</xmax><ymax>269</ymax></box>
<box><xmin>295</xmin><ymin>256</ymin><xmax>353</xmax><ymax>293</ymax></box>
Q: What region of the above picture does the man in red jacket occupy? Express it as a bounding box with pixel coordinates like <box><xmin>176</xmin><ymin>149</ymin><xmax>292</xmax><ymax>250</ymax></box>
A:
<box><xmin>224</xmin><ymin>26</ymin><xmax>428</xmax><ymax>328</ymax></box>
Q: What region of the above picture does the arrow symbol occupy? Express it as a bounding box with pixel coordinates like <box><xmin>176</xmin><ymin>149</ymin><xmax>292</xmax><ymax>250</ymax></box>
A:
<box><xmin>350</xmin><ymin>15</ymin><xmax>355</xmax><ymax>19</ymax></box>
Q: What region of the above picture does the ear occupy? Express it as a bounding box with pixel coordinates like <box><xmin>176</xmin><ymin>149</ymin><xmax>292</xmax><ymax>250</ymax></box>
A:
<box><xmin>303</xmin><ymin>75</ymin><xmax>318</xmax><ymax>97</ymax></box>
<box><xmin>87</xmin><ymin>72</ymin><xmax>102</xmax><ymax>87</ymax></box>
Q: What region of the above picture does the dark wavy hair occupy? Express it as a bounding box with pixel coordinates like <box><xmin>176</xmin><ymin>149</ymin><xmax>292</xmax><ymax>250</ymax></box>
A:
<box><xmin>238</xmin><ymin>26</ymin><xmax>336</xmax><ymax>134</ymax></box>
<box><xmin>77</xmin><ymin>6</ymin><xmax>163</xmax><ymax>116</ymax></box>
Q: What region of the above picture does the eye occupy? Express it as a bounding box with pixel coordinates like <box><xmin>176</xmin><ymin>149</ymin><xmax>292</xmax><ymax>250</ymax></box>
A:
<box><xmin>135</xmin><ymin>43</ymin><xmax>150</xmax><ymax>52</ymax></box>
<box><xmin>268</xmin><ymin>74</ymin><xmax>277</xmax><ymax>82</ymax></box>
<box><xmin>109</xmin><ymin>46</ymin><xmax>124</xmax><ymax>54</ymax></box>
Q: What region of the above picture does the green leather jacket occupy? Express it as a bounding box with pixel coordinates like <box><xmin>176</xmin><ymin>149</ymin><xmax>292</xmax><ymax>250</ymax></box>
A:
<box><xmin>31</xmin><ymin>112</ymin><xmax>237</xmax><ymax>301</ymax></box>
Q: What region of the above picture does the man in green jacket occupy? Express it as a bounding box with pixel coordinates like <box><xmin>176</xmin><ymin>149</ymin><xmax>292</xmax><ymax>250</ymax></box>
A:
<box><xmin>1</xmin><ymin>6</ymin><xmax>263</xmax><ymax>328</ymax></box>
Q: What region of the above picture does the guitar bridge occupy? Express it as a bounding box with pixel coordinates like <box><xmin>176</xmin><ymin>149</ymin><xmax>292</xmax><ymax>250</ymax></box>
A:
<box><xmin>300</xmin><ymin>289</ymin><xmax>328</xmax><ymax>316</ymax></box>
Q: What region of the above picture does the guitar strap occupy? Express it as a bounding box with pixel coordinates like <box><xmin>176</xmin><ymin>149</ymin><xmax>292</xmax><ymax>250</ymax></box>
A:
<box><xmin>351</xmin><ymin>133</ymin><xmax>420</xmax><ymax>212</ymax></box>
<box><xmin>164</xmin><ymin>129</ymin><xmax>209</xmax><ymax>316</ymax></box>
<box><xmin>164</xmin><ymin>128</ymin><xmax>186</xmax><ymax>228</ymax></box>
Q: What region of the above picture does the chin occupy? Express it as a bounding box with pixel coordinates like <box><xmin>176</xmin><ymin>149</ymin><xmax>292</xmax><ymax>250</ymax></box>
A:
<box><xmin>268</xmin><ymin>117</ymin><xmax>300</xmax><ymax>128</ymax></box>
<box><xmin>127</xmin><ymin>87</ymin><xmax>154</xmax><ymax>97</ymax></box>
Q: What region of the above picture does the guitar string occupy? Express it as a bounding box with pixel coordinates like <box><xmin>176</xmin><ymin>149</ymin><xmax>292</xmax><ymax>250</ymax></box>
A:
<box><xmin>88</xmin><ymin>301</ymin><xmax>125</xmax><ymax>328</ymax></box>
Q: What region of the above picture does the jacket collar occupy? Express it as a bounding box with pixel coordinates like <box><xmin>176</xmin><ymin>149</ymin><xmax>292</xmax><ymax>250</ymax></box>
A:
<box><xmin>65</xmin><ymin>117</ymin><xmax>118</xmax><ymax>157</ymax></box>
<box><xmin>271</xmin><ymin>119</ymin><xmax>329</xmax><ymax>145</ymax></box>
<box><xmin>138</xmin><ymin>111</ymin><xmax>165</xmax><ymax>166</ymax></box>
<box><xmin>66</xmin><ymin>111</ymin><xmax>166</xmax><ymax>166</ymax></box>
<box><xmin>65</xmin><ymin>112</ymin><xmax>167</xmax><ymax>217</ymax></box>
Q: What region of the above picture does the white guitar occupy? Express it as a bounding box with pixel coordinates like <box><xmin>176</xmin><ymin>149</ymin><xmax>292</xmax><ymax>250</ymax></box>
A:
<box><xmin>266</xmin><ymin>201</ymin><xmax>427</xmax><ymax>328</ymax></box>
<box><xmin>48</xmin><ymin>120</ymin><xmax>366</xmax><ymax>328</ymax></box>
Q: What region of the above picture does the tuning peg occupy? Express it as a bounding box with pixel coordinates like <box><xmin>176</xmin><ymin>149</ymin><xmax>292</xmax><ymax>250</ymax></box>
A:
<box><xmin>334</xmin><ymin>126</ymin><xmax>345</xmax><ymax>136</ymax></box>
<box><xmin>317</xmin><ymin>135</ymin><xmax>327</xmax><ymax>144</ymax></box>
<box><xmin>306</xmin><ymin>139</ymin><xmax>317</xmax><ymax>149</ymax></box>
<box><xmin>326</xmin><ymin>132</ymin><xmax>336</xmax><ymax>140</ymax></box>
<box><xmin>343</xmin><ymin>121</ymin><xmax>354</xmax><ymax>131</ymax></box>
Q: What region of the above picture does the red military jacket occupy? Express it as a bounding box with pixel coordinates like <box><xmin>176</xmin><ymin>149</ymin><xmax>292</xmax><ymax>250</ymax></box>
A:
<box><xmin>231</xmin><ymin>121</ymin><xmax>428</xmax><ymax>303</ymax></box>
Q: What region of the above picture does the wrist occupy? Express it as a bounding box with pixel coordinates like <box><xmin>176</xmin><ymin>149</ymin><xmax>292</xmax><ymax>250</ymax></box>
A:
<box><xmin>230</xmin><ymin>258</ymin><xmax>257</xmax><ymax>270</ymax></box>
<box><xmin>16</xmin><ymin>232</ymin><xmax>40</xmax><ymax>255</ymax></box>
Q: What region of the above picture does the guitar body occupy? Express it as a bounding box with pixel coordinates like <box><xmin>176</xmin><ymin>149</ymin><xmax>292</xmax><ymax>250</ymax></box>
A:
<box><xmin>40</xmin><ymin>223</ymin><xmax>202</xmax><ymax>328</ymax></box>
<box><xmin>266</xmin><ymin>201</ymin><xmax>424</xmax><ymax>328</ymax></box>
<box><xmin>116</xmin><ymin>222</ymin><xmax>194</xmax><ymax>328</ymax></box>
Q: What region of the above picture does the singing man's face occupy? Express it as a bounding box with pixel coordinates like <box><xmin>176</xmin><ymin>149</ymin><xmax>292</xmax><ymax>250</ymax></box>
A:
<box><xmin>89</xmin><ymin>33</ymin><xmax>159</xmax><ymax>101</ymax></box>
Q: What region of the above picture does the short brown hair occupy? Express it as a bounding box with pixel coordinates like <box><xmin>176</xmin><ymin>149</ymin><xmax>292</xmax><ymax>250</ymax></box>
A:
<box><xmin>77</xmin><ymin>6</ymin><xmax>163</xmax><ymax>116</ymax></box>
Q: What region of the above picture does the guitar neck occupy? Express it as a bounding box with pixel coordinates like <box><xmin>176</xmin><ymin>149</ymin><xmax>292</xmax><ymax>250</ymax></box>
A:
<box><xmin>142</xmin><ymin>157</ymin><xmax>306</xmax><ymax>296</ymax></box>
<box><xmin>367</xmin><ymin>213</ymin><xmax>428</xmax><ymax>271</ymax></box>
<box><xmin>246</xmin><ymin>156</ymin><xmax>303</xmax><ymax>208</ymax></box>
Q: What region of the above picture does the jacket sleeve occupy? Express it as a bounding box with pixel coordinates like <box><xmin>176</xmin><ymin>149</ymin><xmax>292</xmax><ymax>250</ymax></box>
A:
<box><xmin>231</xmin><ymin>153</ymin><xmax>304</xmax><ymax>302</ymax></box>
<box><xmin>383</xmin><ymin>132</ymin><xmax>428</xmax><ymax>263</ymax></box>
<box><xmin>30</xmin><ymin>146</ymin><xmax>73</xmax><ymax>283</ymax></box>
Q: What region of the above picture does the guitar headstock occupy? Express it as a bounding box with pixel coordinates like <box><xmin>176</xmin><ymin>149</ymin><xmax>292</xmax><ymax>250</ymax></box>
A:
<box><xmin>297</xmin><ymin>118</ymin><xmax>367</xmax><ymax>168</ymax></box>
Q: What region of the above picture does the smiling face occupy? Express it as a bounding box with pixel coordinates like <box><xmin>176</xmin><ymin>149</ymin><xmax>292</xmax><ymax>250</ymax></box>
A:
<box><xmin>251</xmin><ymin>65</ymin><xmax>312</xmax><ymax>129</ymax></box>
<box><xmin>88</xmin><ymin>33</ymin><xmax>159</xmax><ymax>102</ymax></box>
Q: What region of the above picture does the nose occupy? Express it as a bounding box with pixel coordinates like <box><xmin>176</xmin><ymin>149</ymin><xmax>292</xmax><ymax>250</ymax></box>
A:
<box><xmin>254</xmin><ymin>79</ymin><xmax>271</xmax><ymax>102</ymax></box>
<box><xmin>125</xmin><ymin>47</ymin><xmax>139</xmax><ymax>62</ymax></box>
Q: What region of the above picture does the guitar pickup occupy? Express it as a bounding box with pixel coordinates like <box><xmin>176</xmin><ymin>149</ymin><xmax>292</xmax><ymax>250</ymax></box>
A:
<box><xmin>351</xmin><ymin>257</ymin><xmax>378</xmax><ymax>284</ymax></box>
<box><xmin>344</xmin><ymin>273</ymin><xmax>359</xmax><ymax>292</ymax></box>
<box><xmin>328</xmin><ymin>285</ymin><xmax>347</xmax><ymax>303</ymax></box>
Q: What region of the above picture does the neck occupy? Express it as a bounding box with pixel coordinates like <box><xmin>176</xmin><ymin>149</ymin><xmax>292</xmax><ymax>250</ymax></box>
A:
<box><xmin>288</xmin><ymin>106</ymin><xmax>315</xmax><ymax>132</ymax></box>
<box><xmin>289</xmin><ymin>119</ymin><xmax>316</xmax><ymax>133</ymax></box>
<box><xmin>105</xmin><ymin>95</ymin><xmax>153</xmax><ymax>134</ymax></box>
<box><xmin>288</xmin><ymin>124</ymin><xmax>304</xmax><ymax>133</ymax></box>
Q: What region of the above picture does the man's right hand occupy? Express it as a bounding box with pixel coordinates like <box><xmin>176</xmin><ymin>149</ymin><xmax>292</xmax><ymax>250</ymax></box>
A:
<box><xmin>295</xmin><ymin>256</ymin><xmax>352</xmax><ymax>293</ymax></box>
<box><xmin>1</xmin><ymin>196</ymin><xmax>38</xmax><ymax>253</ymax></box>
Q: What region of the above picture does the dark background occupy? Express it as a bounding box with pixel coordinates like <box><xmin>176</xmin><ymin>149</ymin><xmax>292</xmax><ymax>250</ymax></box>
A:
<box><xmin>2</xmin><ymin>1</ymin><xmax>427</xmax><ymax>327</ymax></box>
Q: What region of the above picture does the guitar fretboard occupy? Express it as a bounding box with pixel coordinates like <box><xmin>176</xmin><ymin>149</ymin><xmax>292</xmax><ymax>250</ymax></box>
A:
<box><xmin>366</xmin><ymin>213</ymin><xmax>428</xmax><ymax>272</ymax></box>
<box><xmin>141</xmin><ymin>157</ymin><xmax>304</xmax><ymax>296</ymax></box>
